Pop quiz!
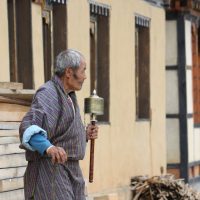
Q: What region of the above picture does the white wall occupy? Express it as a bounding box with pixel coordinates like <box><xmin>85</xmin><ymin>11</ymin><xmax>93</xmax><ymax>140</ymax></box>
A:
<box><xmin>166</xmin><ymin>20</ymin><xmax>180</xmax><ymax>164</ymax></box>
<box><xmin>166</xmin><ymin>21</ymin><xmax>178</xmax><ymax>66</ymax></box>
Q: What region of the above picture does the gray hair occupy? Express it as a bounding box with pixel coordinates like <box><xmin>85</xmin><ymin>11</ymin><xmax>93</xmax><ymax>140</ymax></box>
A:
<box><xmin>54</xmin><ymin>49</ymin><xmax>84</xmax><ymax>77</ymax></box>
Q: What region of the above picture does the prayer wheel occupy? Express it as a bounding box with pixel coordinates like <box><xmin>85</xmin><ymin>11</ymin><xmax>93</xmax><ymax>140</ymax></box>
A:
<box><xmin>84</xmin><ymin>90</ymin><xmax>104</xmax><ymax>183</ymax></box>
<box><xmin>84</xmin><ymin>90</ymin><xmax>104</xmax><ymax>116</ymax></box>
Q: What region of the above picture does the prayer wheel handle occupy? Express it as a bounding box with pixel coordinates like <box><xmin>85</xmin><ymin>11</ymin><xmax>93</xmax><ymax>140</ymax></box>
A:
<box><xmin>89</xmin><ymin>120</ymin><xmax>96</xmax><ymax>183</ymax></box>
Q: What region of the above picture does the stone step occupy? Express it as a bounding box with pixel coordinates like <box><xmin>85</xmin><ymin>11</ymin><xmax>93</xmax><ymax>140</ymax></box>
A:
<box><xmin>0</xmin><ymin>189</ymin><xmax>24</xmax><ymax>200</ymax></box>
<box><xmin>0</xmin><ymin>130</ymin><xmax>19</xmax><ymax>137</ymax></box>
<box><xmin>0</xmin><ymin>136</ymin><xmax>19</xmax><ymax>145</ymax></box>
<box><xmin>0</xmin><ymin>103</ymin><xmax>28</xmax><ymax>112</ymax></box>
<box><xmin>0</xmin><ymin>177</ymin><xmax>23</xmax><ymax>192</ymax></box>
<box><xmin>0</xmin><ymin>166</ymin><xmax>26</xmax><ymax>180</ymax></box>
<box><xmin>0</xmin><ymin>143</ymin><xmax>24</xmax><ymax>155</ymax></box>
<box><xmin>0</xmin><ymin>111</ymin><xmax>26</xmax><ymax>122</ymax></box>
<box><xmin>0</xmin><ymin>122</ymin><xmax>20</xmax><ymax>130</ymax></box>
<box><xmin>0</xmin><ymin>154</ymin><xmax>27</xmax><ymax>168</ymax></box>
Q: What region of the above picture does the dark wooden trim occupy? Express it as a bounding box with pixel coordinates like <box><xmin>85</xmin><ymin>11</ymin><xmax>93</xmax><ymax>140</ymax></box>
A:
<box><xmin>167</xmin><ymin>163</ymin><xmax>180</xmax><ymax>169</ymax></box>
<box><xmin>166</xmin><ymin>114</ymin><xmax>179</xmax><ymax>118</ymax></box>
<box><xmin>166</xmin><ymin>12</ymin><xmax>178</xmax><ymax>20</ymax></box>
<box><xmin>181</xmin><ymin>0</ymin><xmax>188</xmax><ymax>7</ymax></box>
<box><xmin>166</xmin><ymin>113</ymin><xmax>193</xmax><ymax>118</ymax></box>
<box><xmin>177</xmin><ymin>14</ymin><xmax>189</xmax><ymax>183</ymax></box>
<box><xmin>167</xmin><ymin>9</ymin><xmax>200</xmax><ymax>22</ymax></box>
<box><xmin>166</xmin><ymin>65</ymin><xmax>178</xmax><ymax>70</ymax></box>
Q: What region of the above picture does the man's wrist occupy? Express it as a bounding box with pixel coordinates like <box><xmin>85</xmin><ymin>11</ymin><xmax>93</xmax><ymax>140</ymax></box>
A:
<box><xmin>46</xmin><ymin>145</ymin><xmax>54</xmax><ymax>154</ymax></box>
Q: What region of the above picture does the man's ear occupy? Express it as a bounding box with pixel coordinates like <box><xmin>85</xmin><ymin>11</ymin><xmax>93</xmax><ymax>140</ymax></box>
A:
<box><xmin>65</xmin><ymin>67</ymin><xmax>73</xmax><ymax>78</ymax></box>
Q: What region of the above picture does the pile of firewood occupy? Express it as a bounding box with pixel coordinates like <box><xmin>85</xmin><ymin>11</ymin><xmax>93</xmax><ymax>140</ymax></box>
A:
<box><xmin>130</xmin><ymin>175</ymin><xmax>200</xmax><ymax>200</ymax></box>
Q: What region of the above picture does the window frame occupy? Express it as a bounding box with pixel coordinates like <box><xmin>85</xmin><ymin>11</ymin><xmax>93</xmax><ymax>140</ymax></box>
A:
<box><xmin>89</xmin><ymin>2</ymin><xmax>110</xmax><ymax>123</ymax></box>
<box><xmin>135</xmin><ymin>14</ymin><xmax>151</xmax><ymax>121</ymax></box>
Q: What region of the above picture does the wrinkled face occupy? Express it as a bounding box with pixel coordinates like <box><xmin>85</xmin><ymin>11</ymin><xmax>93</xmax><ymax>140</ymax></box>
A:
<box><xmin>66</xmin><ymin>59</ymin><xmax>87</xmax><ymax>91</ymax></box>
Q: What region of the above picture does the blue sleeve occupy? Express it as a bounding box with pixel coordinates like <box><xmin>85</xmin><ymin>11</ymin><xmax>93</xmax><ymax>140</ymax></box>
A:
<box><xmin>29</xmin><ymin>132</ymin><xmax>53</xmax><ymax>155</ymax></box>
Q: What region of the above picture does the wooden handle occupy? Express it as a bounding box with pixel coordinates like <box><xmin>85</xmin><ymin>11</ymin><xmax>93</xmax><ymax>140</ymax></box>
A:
<box><xmin>89</xmin><ymin>120</ymin><xmax>96</xmax><ymax>183</ymax></box>
<box><xmin>89</xmin><ymin>139</ymin><xmax>95</xmax><ymax>183</ymax></box>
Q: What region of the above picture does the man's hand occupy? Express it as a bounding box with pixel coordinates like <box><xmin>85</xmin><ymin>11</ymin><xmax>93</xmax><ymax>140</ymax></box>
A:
<box><xmin>86</xmin><ymin>124</ymin><xmax>99</xmax><ymax>140</ymax></box>
<box><xmin>46</xmin><ymin>146</ymin><xmax>67</xmax><ymax>164</ymax></box>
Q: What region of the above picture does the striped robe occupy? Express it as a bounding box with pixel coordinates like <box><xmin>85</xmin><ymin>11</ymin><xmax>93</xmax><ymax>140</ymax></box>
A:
<box><xmin>19</xmin><ymin>75</ymin><xmax>86</xmax><ymax>200</ymax></box>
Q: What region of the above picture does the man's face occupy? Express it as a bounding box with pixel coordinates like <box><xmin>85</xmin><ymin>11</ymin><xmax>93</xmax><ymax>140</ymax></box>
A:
<box><xmin>67</xmin><ymin>59</ymin><xmax>87</xmax><ymax>91</ymax></box>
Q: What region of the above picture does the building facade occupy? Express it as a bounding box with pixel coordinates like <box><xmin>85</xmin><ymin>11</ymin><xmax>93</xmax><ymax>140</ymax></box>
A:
<box><xmin>0</xmin><ymin>0</ymin><xmax>166</xmax><ymax>199</ymax></box>
<box><xmin>166</xmin><ymin>0</ymin><xmax>200</xmax><ymax>188</ymax></box>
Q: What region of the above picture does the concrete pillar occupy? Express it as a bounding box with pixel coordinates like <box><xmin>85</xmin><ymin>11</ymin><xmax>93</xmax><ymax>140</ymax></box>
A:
<box><xmin>31</xmin><ymin>2</ymin><xmax>45</xmax><ymax>89</ymax></box>
<box><xmin>0</xmin><ymin>0</ymin><xmax>10</xmax><ymax>82</ymax></box>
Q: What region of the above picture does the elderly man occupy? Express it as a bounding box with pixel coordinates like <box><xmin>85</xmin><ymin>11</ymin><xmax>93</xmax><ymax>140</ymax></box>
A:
<box><xmin>19</xmin><ymin>49</ymin><xmax>98</xmax><ymax>200</ymax></box>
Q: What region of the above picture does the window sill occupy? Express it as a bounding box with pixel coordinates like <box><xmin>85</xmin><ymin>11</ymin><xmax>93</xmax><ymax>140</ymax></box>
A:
<box><xmin>135</xmin><ymin>118</ymin><xmax>150</xmax><ymax>122</ymax></box>
<box><xmin>97</xmin><ymin>121</ymin><xmax>111</xmax><ymax>126</ymax></box>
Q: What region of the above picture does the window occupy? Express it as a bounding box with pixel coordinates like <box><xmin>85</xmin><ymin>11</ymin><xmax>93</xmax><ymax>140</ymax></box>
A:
<box><xmin>135</xmin><ymin>14</ymin><xmax>150</xmax><ymax>119</ymax></box>
<box><xmin>42</xmin><ymin>2</ymin><xmax>67</xmax><ymax>81</ymax></box>
<box><xmin>8</xmin><ymin>0</ymin><xmax>33</xmax><ymax>89</ymax></box>
<box><xmin>8</xmin><ymin>0</ymin><xmax>68</xmax><ymax>86</ymax></box>
<box><xmin>89</xmin><ymin>1</ymin><xmax>110</xmax><ymax>122</ymax></box>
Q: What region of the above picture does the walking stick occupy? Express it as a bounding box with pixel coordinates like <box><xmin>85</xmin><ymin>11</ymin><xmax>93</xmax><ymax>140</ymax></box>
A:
<box><xmin>84</xmin><ymin>90</ymin><xmax>104</xmax><ymax>183</ymax></box>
